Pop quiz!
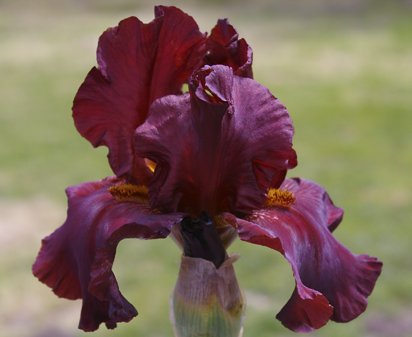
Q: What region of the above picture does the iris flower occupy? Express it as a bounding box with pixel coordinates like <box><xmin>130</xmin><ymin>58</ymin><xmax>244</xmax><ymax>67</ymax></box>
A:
<box><xmin>33</xmin><ymin>6</ymin><xmax>382</xmax><ymax>334</ymax></box>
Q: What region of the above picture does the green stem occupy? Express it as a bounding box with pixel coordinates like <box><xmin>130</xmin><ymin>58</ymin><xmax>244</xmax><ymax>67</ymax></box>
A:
<box><xmin>170</xmin><ymin>255</ymin><xmax>245</xmax><ymax>337</ymax></box>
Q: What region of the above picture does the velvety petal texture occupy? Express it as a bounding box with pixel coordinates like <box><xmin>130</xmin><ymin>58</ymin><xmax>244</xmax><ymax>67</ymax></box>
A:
<box><xmin>32</xmin><ymin>177</ymin><xmax>183</xmax><ymax>331</ymax></box>
<box><xmin>226</xmin><ymin>178</ymin><xmax>382</xmax><ymax>332</ymax></box>
<box><xmin>204</xmin><ymin>19</ymin><xmax>253</xmax><ymax>78</ymax></box>
<box><xmin>72</xmin><ymin>6</ymin><xmax>206</xmax><ymax>183</ymax></box>
<box><xmin>135</xmin><ymin>65</ymin><xmax>296</xmax><ymax>215</ymax></box>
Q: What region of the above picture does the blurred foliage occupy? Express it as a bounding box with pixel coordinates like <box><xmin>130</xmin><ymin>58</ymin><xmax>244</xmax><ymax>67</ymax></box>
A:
<box><xmin>1</xmin><ymin>1</ymin><xmax>411</xmax><ymax>337</ymax></box>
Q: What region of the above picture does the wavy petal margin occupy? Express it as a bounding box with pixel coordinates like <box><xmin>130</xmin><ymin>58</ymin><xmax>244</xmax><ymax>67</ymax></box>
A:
<box><xmin>135</xmin><ymin>65</ymin><xmax>296</xmax><ymax>215</ymax></box>
<box><xmin>72</xmin><ymin>6</ymin><xmax>206</xmax><ymax>183</ymax></box>
<box><xmin>32</xmin><ymin>177</ymin><xmax>183</xmax><ymax>331</ymax></box>
<box><xmin>204</xmin><ymin>19</ymin><xmax>253</xmax><ymax>78</ymax></box>
<box><xmin>225</xmin><ymin>178</ymin><xmax>382</xmax><ymax>332</ymax></box>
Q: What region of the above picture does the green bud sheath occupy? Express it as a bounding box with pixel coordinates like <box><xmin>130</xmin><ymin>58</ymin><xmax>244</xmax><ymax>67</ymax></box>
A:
<box><xmin>170</xmin><ymin>255</ymin><xmax>245</xmax><ymax>337</ymax></box>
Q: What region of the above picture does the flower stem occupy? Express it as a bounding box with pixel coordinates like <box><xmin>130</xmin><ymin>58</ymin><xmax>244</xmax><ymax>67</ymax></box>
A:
<box><xmin>170</xmin><ymin>255</ymin><xmax>245</xmax><ymax>337</ymax></box>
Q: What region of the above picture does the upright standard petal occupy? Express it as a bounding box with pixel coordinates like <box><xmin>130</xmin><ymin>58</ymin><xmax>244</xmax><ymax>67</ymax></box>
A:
<box><xmin>72</xmin><ymin>6</ymin><xmax>206</xmax><ymax>183</ymax></box>
<box><xmin>204</xmin><ymin>19</ymin><xmax>253</xmax><ymax>78</ymax></box>
<box><xmin>226</xmin><ymin>178</ymin><xmax>382</xmax><ymax>332</ymax></box>
<box><xmin>135</xmin><ymin>65</ymin><xmax>296</xmax><ymax>215</ymax></box>
<box><xmin>32</xmin><ymin>177</ymin><xmax>183</xmax><ymax>331</ymax></box>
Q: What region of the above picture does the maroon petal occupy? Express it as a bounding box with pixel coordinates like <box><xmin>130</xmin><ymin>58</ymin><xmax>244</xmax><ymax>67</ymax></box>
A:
<box><xmin>204</xmin><ymin>19</ymin><xmax>253</xmax><ymax>78</ymax></box>
<box><xmin>225</xmin><ymin>178</ymin><xmax>382</xmax><ymax>332</ymax></box>
<box><xmin>72</xmin><ymin>6</ymin><xmax>206</xmax><ymax>182</ymax></box>
<box><xmin>32</xmin><ymin>177</ymin><xmax>183</xmax><ymax>331</ymax></box>
<box><xmin>135</xmin><ymin>65</ymin><xmax>296</xmax><ymax>215</ymax></box>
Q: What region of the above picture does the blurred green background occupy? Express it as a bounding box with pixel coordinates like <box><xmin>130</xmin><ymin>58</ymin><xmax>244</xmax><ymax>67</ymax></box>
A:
<box><xmin>1</xmin><ymin>0</ymin><xmax>411</xmax><ymax>336</ymax></box>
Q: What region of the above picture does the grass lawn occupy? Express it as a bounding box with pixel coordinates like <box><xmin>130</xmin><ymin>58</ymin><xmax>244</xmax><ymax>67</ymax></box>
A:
<box><xmin>1</xmin><ymin>1</ymin><xmax>411</xmax><ymax>337</ymax></box>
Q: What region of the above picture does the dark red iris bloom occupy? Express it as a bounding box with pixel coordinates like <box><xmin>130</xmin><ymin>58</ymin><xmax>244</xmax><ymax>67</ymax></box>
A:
<box><xmin>33</xmin><ymin>6</ymin><xmax>382</xmax><ymax>333</ymax></box>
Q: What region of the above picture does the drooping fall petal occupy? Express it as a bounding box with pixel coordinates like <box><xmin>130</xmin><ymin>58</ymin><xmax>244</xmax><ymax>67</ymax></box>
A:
<box><xmin>204</xmin><ymin>19</ymin><xmax>253</xmax><ymax>78</ymax></box>
<box><xmin>72</xmin><ymin>6</ymin><xmax>206</xmax><ymax>183</ymax></box>
<box><xmin>135</xmin><ymin>65</ymin><xmax>296</xmax><ymax>215</ymax></box>
<box><xmin>32</xmin><ymin>177</ymin><xmax>183</xmax><ymax>331</ymax></box>
<box><xmin>225</xmin><ymin>178</ymin><xmax>382</xmax><ymax>332</ymax></box>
